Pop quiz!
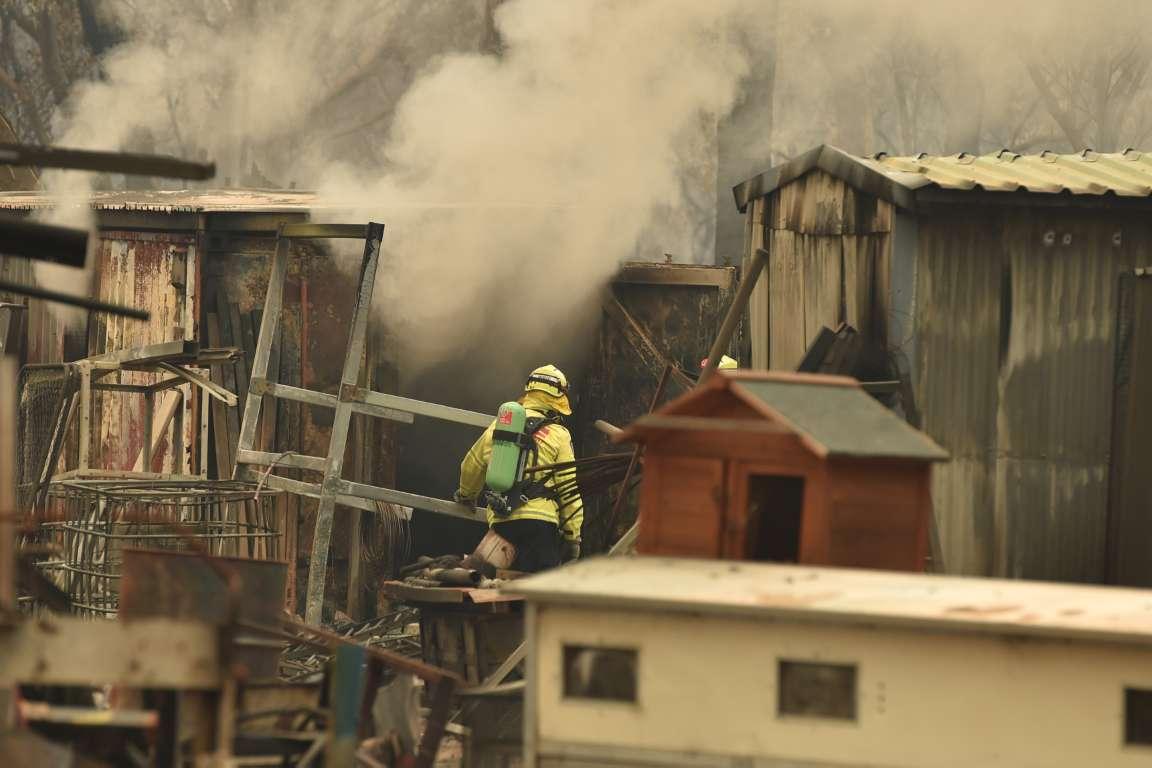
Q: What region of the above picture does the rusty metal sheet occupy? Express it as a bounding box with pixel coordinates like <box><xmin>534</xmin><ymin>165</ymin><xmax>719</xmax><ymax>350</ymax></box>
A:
<box><xmin>576</xmin><ymin>263</ymin><xmax>736</xmax><ymax>552</ymax></box>
<box><xmin>1</xmin><ymin>615</ymin><xmax>221</xmax><ymax>689</ymax></box>
<box><xmin>91</xmin><ymin>231</ymin><xmax>197</xmax><ymax>473</ymax></box>
<box><xmin>120</xmin><ymin>548</ymin><xmax>287</xmax><ymax>678</ymax></box>
<box><xmin>120</xmin><ymin>548</ymin><xmax>286</xmax><ymax>624</ymax></box>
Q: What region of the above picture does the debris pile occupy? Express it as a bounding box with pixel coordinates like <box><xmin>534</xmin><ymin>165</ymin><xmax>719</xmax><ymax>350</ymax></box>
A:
<box><xmin>279</xmin><ymin>607</ymin><xmax>423</xmax><ymax>682</ymax></box>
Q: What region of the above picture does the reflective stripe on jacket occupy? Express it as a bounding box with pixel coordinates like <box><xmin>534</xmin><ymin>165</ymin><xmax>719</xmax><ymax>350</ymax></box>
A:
<box><xmin>456</xmin><ymin>405</ymin><xmax>583</xmax><ymax>543</ymax></box>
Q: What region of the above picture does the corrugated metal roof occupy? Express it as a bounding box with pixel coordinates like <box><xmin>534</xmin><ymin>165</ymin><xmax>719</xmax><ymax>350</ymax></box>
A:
<box><xmin>0</xmin><ymin>189</ymin><xmax>318</xmax><ymax>213</ymax></box>
<box><xmin>507</xmin><ymin>556</ymin><xmax>1152</xmax><ymax>647</ymax></box>
<box><xmin>732</xmin><ymin>377</ymin><xmax>949</xmax><ymax>461</ymax></box>
<box><xmin>734</xmin><ymin>144</ymin><xmax>1152</xmax><ymax>212</ymax></box>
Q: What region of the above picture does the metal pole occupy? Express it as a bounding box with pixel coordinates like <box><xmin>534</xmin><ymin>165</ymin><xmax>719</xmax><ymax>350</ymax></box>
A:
<box><xmin>0</xmin><ymin>218</ymin><xmax>88</xmax><ymax>267</ymax></box>
<box><xmin>0</xmin><ymin>278</ymin><xmax>150</xmax><ymax>320</ymax></box>
<box><xmin>0</xmin><ymin>355</ymin><xmax>16</xmax><ymax>614</ymax></box>
<box><xmin>603</xmin><ymin>364</ymin><xmax>672</xmax><ymax>545</ymax></box>
<box><xmin>304</xmin><ymin>223</ymin><xmax>384</xmax><ymax>625</ymax></box>
<box><xmin>0</xmin><ymin>143</ymin><xmax>215</xmax><ymax>180</ymax></box>
<box><xmin>699</xmin><ymin>246</ymin><xmax>769</xmax><ymax>385</ymax></box>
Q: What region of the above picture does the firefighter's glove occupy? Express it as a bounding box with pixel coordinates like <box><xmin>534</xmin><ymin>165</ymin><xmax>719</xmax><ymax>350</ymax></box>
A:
<box><xmin>563</xmin><ymin>540</ymin><xmax>581</xmax><ymax>563</ymax></box>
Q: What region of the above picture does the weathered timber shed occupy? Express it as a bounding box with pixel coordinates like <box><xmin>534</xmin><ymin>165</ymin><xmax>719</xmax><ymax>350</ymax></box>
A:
<box><xmin>734</xmin><ymin>145</ymin><xmax>1152</xmax><ymax>585</ymax></box>
<box><xmin>615</xmin><ymin>371</ymin><xmax>946</xmax><ymax>570</ymax></box>
<box><xmin>0</xmin><ymin>189</ymin><xmax>394</xmax><ymax>613</ymax></box>
<box><xmin>511</xmin><ymin>557</ymin><xmax>1152</xmax><ymax>768</ymax></box>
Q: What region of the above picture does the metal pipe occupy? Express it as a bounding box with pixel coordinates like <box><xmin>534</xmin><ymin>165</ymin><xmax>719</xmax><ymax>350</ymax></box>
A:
<box><xmin>0</xmin><ymin>218</ymin><xmax>88</xmax><ymax>267</ymax></box>
<box><xmin>699</xmin><ymin>246</ymin><xmax>769</xmax><ymax>385</ymax></box>
<box><xmin>0</xmin><ymin>278</ymin><xmax>150</xmax><ymax>320</ymax></box>
<box><xmin>0</xmin><ymin>356</ymin><xmax>16</xmax><ymax>614</ymax></box>
<box><xmin>0</xmin><ymin>143</ymin><xmax>215</xmax><ymax>180</ymax></box>
<box><xmin>604</xmin><ymin>364</ymin><xmax>671</xmax><ymax>542</ymax></box>
<box><xmin>594</xmin><ymin>419</ymin><xmax>622</xmax><ymax>437</ymax></box>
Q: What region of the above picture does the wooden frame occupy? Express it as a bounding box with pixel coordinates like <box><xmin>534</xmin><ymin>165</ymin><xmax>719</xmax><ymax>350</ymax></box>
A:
<box><xmin>232</xmin><ymin>222</ymin><xmax>489</xmax><ymax>625</ymax></box>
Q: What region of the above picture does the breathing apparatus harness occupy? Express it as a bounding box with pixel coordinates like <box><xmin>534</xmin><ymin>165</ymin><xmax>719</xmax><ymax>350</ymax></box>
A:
<box><xmin>481</xmin><ymin>403</ymin><xmax>565</xmax><ymax>517</ymax></box>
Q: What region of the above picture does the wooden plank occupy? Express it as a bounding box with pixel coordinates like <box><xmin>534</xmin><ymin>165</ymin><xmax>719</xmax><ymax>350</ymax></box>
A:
<box><xmin>205</xmin><ymin>313</ymin><xmax>233</xmax><ymax>479</ymax></box>
<box><xmin>803</xmin><ymin>236</ymin><xmax>843</xmax><ymax>347</ymax></box>
<box><xmin>215</xmin><ymin>289</ymin><xmax>241</xmax><ymax>474</ymax></box>
<box><xmin>347</xmin><ymin>506</ymin><xmax>364</xmax><ymax>620</ymax></box>
<box><xmin>156</xmin><ymin>363</ymin><xmax>236</xmax><ymax>405</ymax></box>
<box><xmin>335</xmin><ymin>478</ymin><xmax>479</xmax><ymax>521</ymax></box>
<box><xmin>239</xmin><ymin>227</ymin><xmax>288</xmax><ymax>462</ymax></box>
<box><xmin>305</xmin><ymin>225</ymin><xmax>383</xmax><ymax>624</ymax></box>
<box><xmin>0</xmin><ymin>357</ymin><xmax>15</xmax><ymax>611</ymax></box>
<box><xmin>77</xmin><ymin>364</ymin><xmax>91</xmax><ymax>471</ymax></box>
<box><xmin>282</xmin><ymin>223</ymin><xmax>368</xmax><ymax>239</ymax></box>
<box><xmin>383</xmin><ymin>582</ymin><xmax>468</xmax><ymax>605</ymax></box>
<box><xmin>281</xmin><ymin>492</ymin><xmax>298</xmax><ymax>614</ymax></box>
<box><xmin>351</xmin><ymin>387</ymin><xmax>485</xmax><ymax>427</ymax></box>
<box><xmin>236</xmin><ymin>448</ymin><xmax>326</xmax><ymax>473</ymax></box>
<box><xmin>241</xmin><ymin>470</ymin><xmax>378</xmax><ymax>514</ymax></box>
<box><xmin>227</xmin><ymin>298</ymin><xmax>250</xmax><ymax>427</ymax></box>
<box><xmin>747</xmin><ymin>198</ymin><xmax>769</xmax><ymax>369</ymax></box>
<box><xmin>172</xmin><ymin>390</ymin><xmax>186</xmax><ymax>474</ymax></box>
<box><xmin>767</xmin><ymin>230</ymin><xmax>806</xmax><ymax>370</ymax></box>
<box><xmin>282</xmin><ymin>296</ymin><xmax>303</xmax><ymax>613</ymax></box>
<box><xmin>199</xmin><ymin>384</ymin><xmax>210</xmax><ymax>477</ymax></box>
<box><xmin>614</xmin><ymin>263</ymin><xmax>736</xmax><ymax>290</ymax></box>
<box><xmin>261</xmin><ymin>310</ymin><xmax>281</xmax><ymax>451</ymax></box>
<box><xmin>133</xmin><ymin>391</ymin><xmax>180</xmax><ymax>473</ymax></box>
<box><xmin>142</xmin><ymin>391</ymin><xmax>155</xmax><ymax>473</ymax></box>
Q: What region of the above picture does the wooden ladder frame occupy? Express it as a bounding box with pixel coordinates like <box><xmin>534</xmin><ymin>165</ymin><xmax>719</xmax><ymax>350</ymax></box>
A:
<box><xmin>233</xmin><ymin>222</ymin><xmax>490</xmax><ymax>624</ymax></box>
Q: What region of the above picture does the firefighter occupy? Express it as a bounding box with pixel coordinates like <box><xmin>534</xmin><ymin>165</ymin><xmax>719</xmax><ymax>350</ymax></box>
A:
<box><xmin>700</xmin><ymin>354</ymin><xmax>739</xmax><ymax>371</ymax></box>
<box><xmin>454</xmin><ymin>365</ymin><xmax>583</xmax><ymax>572</ymax></box>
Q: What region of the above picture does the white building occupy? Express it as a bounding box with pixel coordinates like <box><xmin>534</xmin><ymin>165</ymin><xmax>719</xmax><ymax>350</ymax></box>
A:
<box><xmin>509</xmin><ymin>557</ymin><xmax>1152</xmax><ymax>768</ymax></box>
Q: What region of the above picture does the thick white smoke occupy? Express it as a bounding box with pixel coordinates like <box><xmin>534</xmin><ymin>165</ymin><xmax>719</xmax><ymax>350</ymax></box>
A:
<box><xmin>318</xmin><ymin>0</ymin><xmax>759</xmax><ymax>374</ymax></box>
<box><xmin>45</xmin><ymin>0</ymin><xmax>765</xmax><ymax>376</ymax></box>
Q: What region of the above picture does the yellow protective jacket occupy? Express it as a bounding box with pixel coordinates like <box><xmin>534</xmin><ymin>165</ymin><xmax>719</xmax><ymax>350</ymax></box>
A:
<box><xmin>456</xmin><ymin>396</ymin><xmax>583</xmax><ymax>543</ymax></box>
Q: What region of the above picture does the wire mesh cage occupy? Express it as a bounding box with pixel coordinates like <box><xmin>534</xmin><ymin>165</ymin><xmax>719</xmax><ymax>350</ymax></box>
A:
<box><xmin>36</xmin><ymin>480</ymin><xmax>282</xmax><ymax>617</ymax></box>
<box><xmin>17</xmin><ymin>364</ymin><xmax>78</xmax><ymax>513</ymax></box>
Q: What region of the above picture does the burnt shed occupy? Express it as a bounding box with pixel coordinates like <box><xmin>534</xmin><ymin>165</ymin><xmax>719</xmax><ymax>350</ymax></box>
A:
<box><xmin>615</xmin><ymin>371</ymin><xmax>946</xmax><ymax>571</ymax></box>
<box><xmin>734</xmin><ymin>145</ymin><xmax>1152</xmax><ymax>585</ymax></box>
<box><xmin>0</xmin><ymin>189</ymin><xmax>394</xmax><ymax>614</ymax></box>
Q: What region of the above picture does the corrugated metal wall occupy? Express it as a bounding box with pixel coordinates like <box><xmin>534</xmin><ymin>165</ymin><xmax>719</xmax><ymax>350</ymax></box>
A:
<box><xmin>914</xmin><ymin>207</ymin><xmax>1150</xmax><ymax>581</ymax></box>
<box><xmin>744</xmin><ymin>175</ymin><xmax>1152</xmax><ymax>582</ymax></box>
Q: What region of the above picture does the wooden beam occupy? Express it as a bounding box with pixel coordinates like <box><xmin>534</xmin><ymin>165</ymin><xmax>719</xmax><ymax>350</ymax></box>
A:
<box><xmin>132</xmin><ymin>390</ymin><xmax>181</xmax><ymax>473</ymax></box>
<box><xmin>158</xmin><ymin>362</ymin><xmax>237</xmax><ymax>405</ymax></box>
<box><xmin>700</xmin><ymin>246</ymin><xmax>769</xmax><ymax>385</ymax></box>
<box><xmin>306</xmin><ymin>224</ymin><xmax>383</xmax><ymax>624</ymax></box>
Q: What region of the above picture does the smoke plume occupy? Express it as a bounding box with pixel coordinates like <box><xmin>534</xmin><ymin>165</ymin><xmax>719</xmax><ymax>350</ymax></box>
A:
<box><xmin>318</xmin><ymin>0</ymin><xmax>758</xmax><ymax>376</ymax></box>
<box><xmin>45</xmin><ymin>0</ymin><xmax>1152</xmax><ymax>376</ymax></box>
<box><xmin>45</xmin><ymin>0</ymin><xmax>763</xmax><ymax>380</ymax></box>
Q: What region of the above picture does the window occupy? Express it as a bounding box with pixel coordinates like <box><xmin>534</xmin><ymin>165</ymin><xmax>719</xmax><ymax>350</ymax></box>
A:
<box><xmin>1126</xmin><ymin>688</ymin><xmax>1152</xmax><ymax>746</ymax></box>
<box><xmin>563</xmin><ymin>645</ymin><xmax>637</xmax><ymax>703</ymax></box>
<box><xmin>778</xmin><ymin>660</ymin><xmax>857</xmax><ymax>721</ymax></box>
<box><xmin>746</xmin><ymin>475</ymin><xmax>805</xmax><ymax>563</ymax></box>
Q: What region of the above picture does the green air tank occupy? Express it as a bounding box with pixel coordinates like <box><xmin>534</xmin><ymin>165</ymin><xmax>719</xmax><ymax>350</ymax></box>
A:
<box><xmin>486</xmin><ymin>401</ymin><xmax>527</xmax><ymax>493</ymax></box>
